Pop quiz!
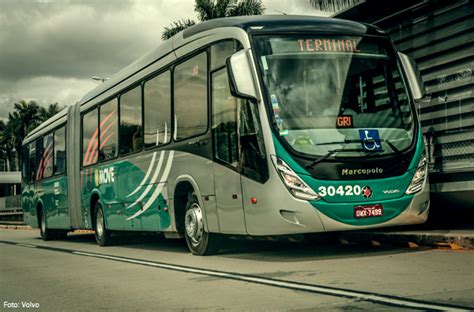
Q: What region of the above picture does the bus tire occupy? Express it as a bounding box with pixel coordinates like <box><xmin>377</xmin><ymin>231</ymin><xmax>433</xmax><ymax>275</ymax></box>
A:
<box><xmin>54</xmin><ymin>230</ymin><xmax>69</xmax><ymax>240</ymax></box>
<box><xmin>184</xmin><ymin>193</ymin><xmax>220</xmax><ymax>256</ymax></box>
<box><xmin>39</xmin><ymin>208</ymin><xmax>54</xmax><ymax>241</ymax></box>
<box><xmin>94</xmin><ymin>202</ymin><xmax>112</xmax><ymax>246</ymax></box>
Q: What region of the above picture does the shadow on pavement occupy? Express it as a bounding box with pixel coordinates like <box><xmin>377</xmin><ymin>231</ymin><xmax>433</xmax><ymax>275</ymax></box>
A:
<box><xmin>55</xmin><ymin>231</ymin><xmax>425</xmax><ymax>261</ymax></box>
<box><xmin>215</xmin><ymin>235</ymin><xmax>426</xmax><ymax>262</ymax></box>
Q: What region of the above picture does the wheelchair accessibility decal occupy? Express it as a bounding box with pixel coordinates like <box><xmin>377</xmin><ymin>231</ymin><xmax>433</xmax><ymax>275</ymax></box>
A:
<box><xmin>359</xmin><ymin>129</ymin><xmax>383</xmax><ymax>151</ymax></box>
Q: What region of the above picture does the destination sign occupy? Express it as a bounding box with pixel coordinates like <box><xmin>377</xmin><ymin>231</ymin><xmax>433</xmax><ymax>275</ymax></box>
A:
<box><xmin>298</xmin><ymin>39</ymin><xmax>361</xmax><ymax>53</ymax></box>
<box><xmin>264</xmin><ymin>36</ymin><xmax>388</xmax><ymax>56</ymax></box>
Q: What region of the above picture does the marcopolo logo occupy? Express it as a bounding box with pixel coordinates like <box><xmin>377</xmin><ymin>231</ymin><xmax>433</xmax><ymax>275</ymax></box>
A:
<box><xmin>94</xmin><ymin>167</ymin><xmax>115</xmax><ymax>186</ymax></box>
<box><xmin>341</xmin><ymin>167</ymin><xmax>384</xmax><ymax>176</ymax></box>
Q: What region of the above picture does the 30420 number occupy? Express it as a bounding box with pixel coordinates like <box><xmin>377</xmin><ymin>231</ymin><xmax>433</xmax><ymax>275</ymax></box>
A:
<box><xmin>317</xmin><ymin>185</ymin><xmax>362</xmax><ymax>197</ymax></box>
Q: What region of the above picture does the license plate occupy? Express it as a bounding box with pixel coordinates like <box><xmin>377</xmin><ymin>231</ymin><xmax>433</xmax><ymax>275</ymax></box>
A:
<box><xmin>354</xmin><ymin>204</ymin><xmax>383</xmax><ymax>218</ymax></box>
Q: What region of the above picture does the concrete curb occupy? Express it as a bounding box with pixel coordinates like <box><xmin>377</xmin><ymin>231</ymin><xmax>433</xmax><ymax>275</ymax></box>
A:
<box><xmin>0</xmin><ymin>225</ymin><xmax>33</xmax><ymax>230</ymax></box>
<box><xmin>0</xmin><ymin>225</ymin><xmax>95</xmax><ymax>234</ymax></box>
<box><xmin>340</xmin><ymin>230</ymin><xmax>474</xmax><ymax>249</ymax></box>
<box><xmin>1</xmin><ymin>224</ymin><xmax>473</xmax><ymax>249</ymax></box>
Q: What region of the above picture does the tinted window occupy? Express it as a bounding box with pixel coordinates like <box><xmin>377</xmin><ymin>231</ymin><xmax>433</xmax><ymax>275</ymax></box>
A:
<box><xmin>28</xmin><ymin>142</ymin><xmax>35</xmax><ymax>182</ymax></box>
<box><xmin>211</xmin><ymin>40</ymin><xmax>235</xmax><ymax>71</ymax></box>
<box><xmin>212</xmin><ymin>68</ymin><xmax>239</xmax><ymax>166</ymax></box>
<box><xmin>254</xmin><ymin>35</ymin><xmax>414</xmax><ymax>158</ymax></box>
<box><xmin>120</xmin><ymin>86</ymin><xmax>143</xmax><ymax>154</ymax></box>
<box><xmin>100</xmin><ymin>99</ymin><xmax>118</xmax><ymax>161</ymax></box>
<box><xmin>54</xmin><ymin>126</ymin><xmax>66</xmax><ymax>175</ymax></box>
<box><xmin>21</xmin><ymin>145</ymin><xmax>29</xmax><ymax>180</ymax></box>
<box><xmin>240</xmin><ymin>100</ymin><xmax>268</xmax><ymax>182</ymax></box>
<box><xmin>41</xmin><ymin>133</ymin><xmax>54</xmax><ymax>179</ymax></box>
<box><xmin>144</xmin><ymin>71</ymin><xmax>171</xmax><ymax>148</ymax></box>
<box><xmin>174</xmin><ymin>52</ymin><xmax>208</xmax><ymax>140</ymax></box>
<box><xmin>82</xmin><ymin>108</ymin><xmax>98</xmax><ymax>166</ymax></box>
<box><xmin>35</xmin><ymin>139</ymin><xmax>43</xmax><ymax>181</ymax></box>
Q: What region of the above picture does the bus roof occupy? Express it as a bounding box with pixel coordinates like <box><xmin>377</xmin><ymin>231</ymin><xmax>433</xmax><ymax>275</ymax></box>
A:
<box><xmin>79</xmin><ymin>15</ymin><xmax>382</xmax><ymax>107</ymax></box>
<box><xmin>182</xmin><ymin>15</ymin><xmax>383</xmax><ymax>38</ymax></box>
<box><xmin>25</xmin><ymin>15</ymin><xmax>383</xmax><ymax>145</ymax></box>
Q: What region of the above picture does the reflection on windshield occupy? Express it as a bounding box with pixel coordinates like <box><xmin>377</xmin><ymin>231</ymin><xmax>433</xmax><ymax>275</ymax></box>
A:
<box><xmin>255</xmin><ymin>35</ymin><xmax>414</xmax><ymax>157</ymax></box>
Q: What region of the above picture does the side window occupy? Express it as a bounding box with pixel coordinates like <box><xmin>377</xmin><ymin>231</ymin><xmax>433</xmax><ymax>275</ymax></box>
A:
<box><xmin>28</xmin><ymin>142</ymin><xmax>36</xmax><ymax>182</ymax></box>
<box><xmin>120</xmin><ymin>86</ymin><xmax>143</xmax><ymax>154</ymax></box>
<box><xmin>212</xmin><ymin>67</ymin><xmax>239</xmax><ymax>166</ymax></box>
<box><xmin>54</xmin><ymin>126</ymin><xmax>66</xmax><ymax>175</ymax></box>
<box><xmin>240</xmin><ymin>100</ymin><xmax>268</xmax><ymax>182</ymax></box>
<box><xmin>82</xmin><ymin>108</ymin><xmax>98</xmax><ymax>166</ymax></box>
<box><xmin>144</xmin><ymin>71</ymin><xmax>171</xmax><ymax>148</ymax></box>
<box><xmin>41</xmin><ymin>133</ymin><xmax>54</xmax><ymax>179</ymax></box>
<box><xmin>21</xmin><ymin>145</ymin><xmax>29</xmax><ymax>181</ymax></box>
<box><xmin>174</xmin><ymin>52</ymin><xmax>208</xmax><ymax>140</ymax></box>
<box><xmin>210</xmin><ymin>40</ymin><xmax>235</xmax><ymax>71</ymax></box>
<box><xmin>100</xmin><ymin>99</ymin><xmax>118</xmax><ymax>161</ymax></box>
<box><xmin>35</xmin><ymin>139</ymin><xmax>43</xmax><ymax>181</ymax></box>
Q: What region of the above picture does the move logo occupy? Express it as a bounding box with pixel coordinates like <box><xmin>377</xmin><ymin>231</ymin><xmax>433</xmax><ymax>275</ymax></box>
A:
<box><xmin>94</xmin><ymin>167</ymin><xmax>115</xmax><ymax>186</ymax></box>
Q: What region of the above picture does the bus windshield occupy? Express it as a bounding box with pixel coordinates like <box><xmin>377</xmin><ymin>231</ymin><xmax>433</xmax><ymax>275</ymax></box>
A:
<box><xmin>253</xmin><ymin>35</ymin><xmax>415</xmax><ymax>158</ymax></box>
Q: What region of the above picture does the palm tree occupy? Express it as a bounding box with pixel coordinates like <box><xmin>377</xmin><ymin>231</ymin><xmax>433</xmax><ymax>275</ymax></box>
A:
<box><xmin>161</xmin><ymin>19</ymin><xmax>196</xmax><ymax>41</ymax></box>
<box><xmin>39</xmin><ymin>102</ymin><xmax>62</xmax><ymax>121</ymax></box>
<box><xmin>0</xmin><ymin>120</ymin><xmax>11</xmax><ymax>171</ymax></box>
<box><xmin>225</xmin><ymin>0</ymin><xmax>264</xmax><ymax>16</ymax></box>
<box><xmin>161</xmin><ymin>0</ymin><xmax>264</xmax><ymax>40</ymax></box>
<box><xmin>0</xmin><ymin>101</ymin><xmax>62</xmax><ymax>171</ymax></box>
<box><xmin>309</xmin><ymin>0</ymin><xmax>360</xmax><ymax>14</ymax></box>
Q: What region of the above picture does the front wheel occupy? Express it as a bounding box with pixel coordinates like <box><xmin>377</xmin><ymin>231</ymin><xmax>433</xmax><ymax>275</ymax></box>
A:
<box><xmin>94</xmin><ymin>202</ymin><xmax>112</xmax><ymax>246</ymax></box>
<box><xmin>184</xmin><ymin>193</ymin><xmax>221</xmax><ymax>256</ymax></box>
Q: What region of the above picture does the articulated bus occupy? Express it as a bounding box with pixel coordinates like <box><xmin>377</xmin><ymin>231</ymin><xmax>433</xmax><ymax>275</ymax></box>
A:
<box><xmin>21</xmin><ymin>16</ymin><xmax>429</xmax><ymax>255</ymax></box>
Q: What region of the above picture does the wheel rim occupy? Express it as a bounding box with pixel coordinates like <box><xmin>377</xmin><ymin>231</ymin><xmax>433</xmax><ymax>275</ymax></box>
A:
<box><xmin>185</xmin><ymin>203</ymin><xmax>204</xmax><ymax>247</ymax></box>
<box><xmin>96</xmin><ymin>209</ymin><xmax>104</xmax><ymax>239</ymax></box>
<box><xmin>40</xmin><ymin>212</ymin><xmax>46</xmax><ymax>235</ymax></box>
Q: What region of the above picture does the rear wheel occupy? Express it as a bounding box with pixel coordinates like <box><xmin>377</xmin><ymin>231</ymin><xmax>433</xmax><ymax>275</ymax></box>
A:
<box><xmin>54</xmin><ymin>230</ymin><xmax>69</xmax><ymax>240</ymax></box>
<box><xmin>184</xmin><ymin>193</ymin><xmax>220</xmax><ymax>256</ymax></box>
<box><xmin>94</xmin><ymin>202</ymin><xmax>112</xmax><ymax>246</ymax></box>
<box><xmin>39</xmin><ymin>208</ymin><xmax>68</xmax><ymax>240</ymax></box>
<box><xmin>39</xmin><ymin>208</ymin><xmax>54</xmax><ymax>241</ymax></box>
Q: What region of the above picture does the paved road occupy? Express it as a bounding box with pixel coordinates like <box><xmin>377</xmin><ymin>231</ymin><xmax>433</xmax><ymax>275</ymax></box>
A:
<box><xmin>0</xmin><ymin>229</ymin><xmax>473</xmax><ymax>311</ymax></box>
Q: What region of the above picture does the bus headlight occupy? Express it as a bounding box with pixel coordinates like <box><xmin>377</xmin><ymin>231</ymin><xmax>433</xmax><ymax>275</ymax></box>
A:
<box><xmin>405</xmin><ymin>152</ymin><xmax>427</xmax><ymax>195</ymax></box>
<box><xmin>271</xmin><ymin>156</ymin><xmax>320</xmax><ymax>201</ymax></box>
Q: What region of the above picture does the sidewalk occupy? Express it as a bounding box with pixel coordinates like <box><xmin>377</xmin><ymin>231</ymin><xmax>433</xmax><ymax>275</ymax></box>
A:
<box><xmin>2</xmin><ymin>223</ymin><xmax>473</xmax><ymax>249</ymax></box>
<box><xmin>339</xmin><ymin>228</ymin><xmax>474</xmax><ymax>249</ymax></box>
<box><xmin>0</xmin><ymin>223</ymin><xmax>33</xmax><ymax>230</ymax></box>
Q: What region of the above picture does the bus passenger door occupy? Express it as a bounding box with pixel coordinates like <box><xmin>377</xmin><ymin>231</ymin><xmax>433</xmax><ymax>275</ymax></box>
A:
<box><xmin>212</xmin><ymin>68</ymin><xmax>246</xmax><ymax>234</ymax></box>
<box><xmin>213</xmin><ymin>164</ymin><xmax>245</xmax><ymax>234</ymax></box>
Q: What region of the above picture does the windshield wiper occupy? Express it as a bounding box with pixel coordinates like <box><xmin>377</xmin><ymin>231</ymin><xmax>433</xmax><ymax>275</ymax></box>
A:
<box><xmin>384</xmin><ymin>139</ymin><xmax>403</xmax><ymax>158</ymax></box>
<box><xmin>314</xmin><ymin>139</ymin><xmax>361</xmax><ymax>146</ymax></box>
<box><xmin>317</xmin><ymin>139</ymin><xmax>402</xmax><ymax>157</ymax></box>
<box><xmin>305</xmin><ymin>148</ymin><xmax>377</xmax><ymax>169</ymax></box>
<box><xmin>305</xmin><ymin>139</ymin><xmax>403</xmax><ymax>169</ymax></box>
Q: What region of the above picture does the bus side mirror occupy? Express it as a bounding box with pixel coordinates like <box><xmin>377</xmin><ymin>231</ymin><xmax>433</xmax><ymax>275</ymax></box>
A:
<box><xmin>398</xmin><ymin>52</ymin><xmax>425</xmax><ymax>101</ymax></box>
<box><xmin>227</xmin><ymin>49</ymin><xmax>258</xmax><ymax>101</ymax></box>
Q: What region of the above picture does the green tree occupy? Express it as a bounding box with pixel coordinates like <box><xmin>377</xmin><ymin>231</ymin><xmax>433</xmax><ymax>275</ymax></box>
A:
<box><xmin>0</xmin><ymin>100</ymin><xmax>62</xmax><ymax>172</ymax></box>
<box><xmin>161</xmin><ymin>19</ymin><xmax>196</xmax><ymax>41</ymax></box>
<box><xmin>39</xmin><ymin>102</ymin><xmax>61</xmax><ymax>121</ymax></box>
<box><xmin>0</xmin><ymin>120</ymin><xmax>12</xmax><ymax>171</ymax></box>
<box><xmin>161</xmin><ymin>0</ymin><xmax>264</xmax><ymax>40</ymax></box>
<box><xmin>309</xmin><ymin>0</ymin><xmax>360</xmax><ymax>14</ymax></box>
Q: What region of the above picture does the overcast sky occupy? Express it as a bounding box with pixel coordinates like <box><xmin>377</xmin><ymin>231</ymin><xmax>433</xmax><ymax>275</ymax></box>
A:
<box><xmin>0</xmin><ymin>0</ymin><xmax>328</xmax><ymax>121</ymax></box>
